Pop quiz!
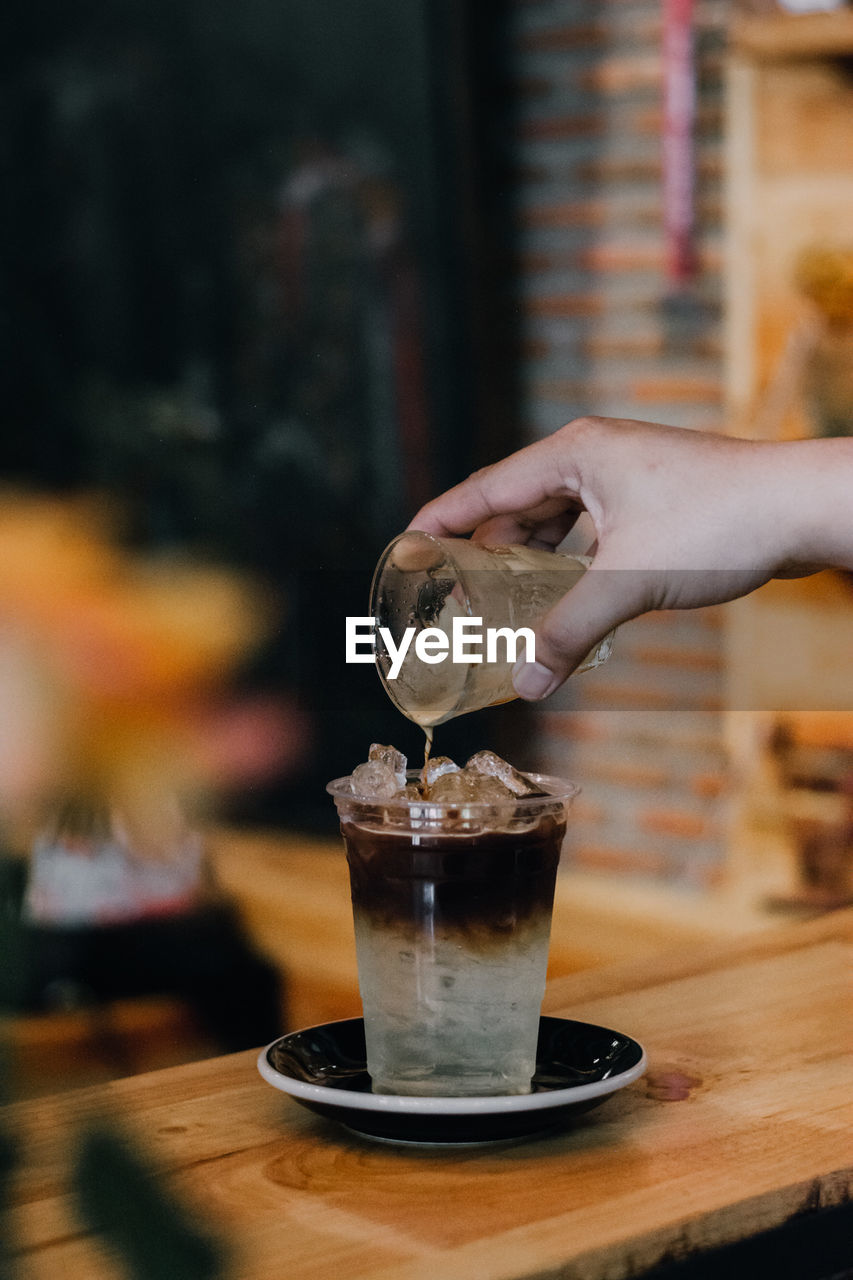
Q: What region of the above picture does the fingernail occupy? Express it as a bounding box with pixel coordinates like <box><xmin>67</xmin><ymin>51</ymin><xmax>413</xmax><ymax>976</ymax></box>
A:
<box><xmin>512</xmin><ymin>660</ymin><xmax>560</xmax><ymax>701</ymax></box>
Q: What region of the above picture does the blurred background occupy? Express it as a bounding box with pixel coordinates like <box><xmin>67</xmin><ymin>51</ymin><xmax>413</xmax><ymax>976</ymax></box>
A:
<box><xmin>2</xmin><ymin>0</ymin><xmax>853</xmax><ymax>1094</ymax></box>
<box><xmin>1</xmin><ymin>0</ymin><xmax>526</xmax><ymax>825</ymax></box>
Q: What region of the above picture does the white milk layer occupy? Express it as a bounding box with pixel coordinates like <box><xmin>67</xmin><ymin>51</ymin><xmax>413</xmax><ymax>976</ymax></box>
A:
<box><xmin>353</xmin><ymin>913</ymin><xmax>552</xmax><ymax>1097</ymax></box>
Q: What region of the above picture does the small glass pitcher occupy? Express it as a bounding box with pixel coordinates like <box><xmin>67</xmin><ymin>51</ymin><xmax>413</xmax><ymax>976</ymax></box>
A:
<box><xmin>369</xmin><ymin>532</ymin><xmax>613</xmax><ymax>727</ymax></box>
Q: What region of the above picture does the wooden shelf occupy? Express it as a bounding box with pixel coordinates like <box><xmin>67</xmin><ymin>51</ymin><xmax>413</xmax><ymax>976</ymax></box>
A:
<box><xmin>732</xmin><ymin>10</ymin><xmax>853</xmax><ymax>61</ymax></box>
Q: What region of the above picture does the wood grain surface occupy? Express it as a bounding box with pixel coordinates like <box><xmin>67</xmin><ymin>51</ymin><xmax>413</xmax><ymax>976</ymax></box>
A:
<box><xmin>3</xmin><ymin>908</ymin><xmax>851</xmax><ymax>1280</ymax></box>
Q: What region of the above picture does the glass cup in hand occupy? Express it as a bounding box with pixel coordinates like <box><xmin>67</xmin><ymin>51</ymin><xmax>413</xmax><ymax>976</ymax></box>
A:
<box><xmin>370</xmin><ymin>532</ymin><xmax>613</xmax><ymax>727</ymax></box>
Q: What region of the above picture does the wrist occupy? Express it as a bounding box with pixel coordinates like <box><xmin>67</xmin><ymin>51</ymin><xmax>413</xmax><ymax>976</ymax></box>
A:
<box><xmin>768</xmin><ymin>438</ymin><xmax>853</xmax><ymax>572</ymax></box>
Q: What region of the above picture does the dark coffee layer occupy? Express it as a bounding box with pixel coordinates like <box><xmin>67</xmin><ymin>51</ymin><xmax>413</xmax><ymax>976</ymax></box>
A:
<box><xmin>341</xmin><ymin>815</ymin><xmax>565</xmax><ymax>942</ymax></box>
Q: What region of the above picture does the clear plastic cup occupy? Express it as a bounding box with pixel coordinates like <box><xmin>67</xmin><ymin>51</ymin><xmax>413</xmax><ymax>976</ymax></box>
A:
<box><xmin>327</xmin><ymin>772</ymin><xmax>578</xmax><ymax>1097</ymax></box>
<box><xmin>370</xmin><ymin>532</ymin><xmax>613</xmax><ymax>727</ymax></box>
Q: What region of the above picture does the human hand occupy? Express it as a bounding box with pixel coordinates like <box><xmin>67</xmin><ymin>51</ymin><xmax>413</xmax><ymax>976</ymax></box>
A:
<box><xmin>408</xmin><ymin>417</ymin><xmax>830</xmax><ymax>700</ymax></box>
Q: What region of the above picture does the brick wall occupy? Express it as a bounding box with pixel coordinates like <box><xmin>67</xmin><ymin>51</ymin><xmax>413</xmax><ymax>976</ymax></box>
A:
<box><xmin>507</xmin><ymin>0</ymin><xmax>733</xmax><ymax>887</ymax></box>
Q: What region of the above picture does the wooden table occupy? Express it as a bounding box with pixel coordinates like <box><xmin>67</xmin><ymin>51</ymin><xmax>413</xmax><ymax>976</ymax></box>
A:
<box><xmin>4</xmin><ymin>909</ymin><xmax>852</xmax><ymax>1280</ymax></box>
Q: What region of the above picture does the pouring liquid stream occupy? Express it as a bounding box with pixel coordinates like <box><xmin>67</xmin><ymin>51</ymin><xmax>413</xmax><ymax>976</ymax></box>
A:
<box><xmin>423</xmin><ymin>726</ymin><xmax>433</xmax><ymax>774</ymax></box>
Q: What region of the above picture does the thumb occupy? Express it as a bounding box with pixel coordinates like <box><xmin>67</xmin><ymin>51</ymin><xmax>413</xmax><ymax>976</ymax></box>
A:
<box><xmin>512</xmin><ymin>564</ymin><xmax>655</xmax><ymax>701</ymax></box>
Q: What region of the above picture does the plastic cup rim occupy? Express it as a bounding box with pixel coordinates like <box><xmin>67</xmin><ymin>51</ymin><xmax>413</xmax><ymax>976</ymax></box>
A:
<box><xmin>326</xmin><ymin>770</ymin><xmax>580</xmax><ymax>812</ymax></box>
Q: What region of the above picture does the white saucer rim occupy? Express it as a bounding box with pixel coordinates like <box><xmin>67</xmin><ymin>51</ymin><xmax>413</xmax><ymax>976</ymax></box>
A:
<box><xmin>256</xmin><ymin>1017</ymin><xmax>647</xmax><ymax>1116</ymax></box>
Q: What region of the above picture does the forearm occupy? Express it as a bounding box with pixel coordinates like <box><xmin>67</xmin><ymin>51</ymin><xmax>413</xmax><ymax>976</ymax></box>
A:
<box><xmin>767</xmin><ymin>437</ymin><xmax>853</xmax><ymax>572</ymax></box>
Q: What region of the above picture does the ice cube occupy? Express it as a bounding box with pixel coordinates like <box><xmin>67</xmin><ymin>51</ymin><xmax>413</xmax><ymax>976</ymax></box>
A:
<box><xmin>428</xmin><ymin>771</ymin><xmax>477</xmax><ymax>804</ymax></box>
<box><xmin>350</xmin><ymin>760</ymin><xmax>400</xmax><ymax>801</ymax></box>
<box><xmin>461</xmin><ymin>771</ymin><xmax>514</xmax><ymax>803</ymax></box>
<box><xmin>458</xmin><ymin>769</ymin><xmax>516</xmax><ymax>825</ymax></box>
<box><xmin>465</xmin><ymin>750</ymin><xmax>544</xmax><ymax>797</ymax></box>
<box><xmin>423</xmin><ymin>755</ymin><xmax>460</xmax><ymax>790</ymax></box>
<box><xmin>382</xmin><ymin>781</ymin><xmax>427</xmax><ymax>829</ymax></box>
<box><xmin>368</xmin><ymin>743</ymin><xmax>407</xmax><ymax>788</ymax></box>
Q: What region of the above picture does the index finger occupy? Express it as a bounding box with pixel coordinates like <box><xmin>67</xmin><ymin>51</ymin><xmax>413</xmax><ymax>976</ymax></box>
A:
<box><xmin>407</xmin><ymin>434</ymin><xmax>576</xmax><ymax>537</ymax></box>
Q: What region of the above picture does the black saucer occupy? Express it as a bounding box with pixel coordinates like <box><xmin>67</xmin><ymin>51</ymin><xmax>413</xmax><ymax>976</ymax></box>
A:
<box><xmin>257</xmin><ymin>1016</ymin><xmax>646</xmax><ymax>1145</ymax></box>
